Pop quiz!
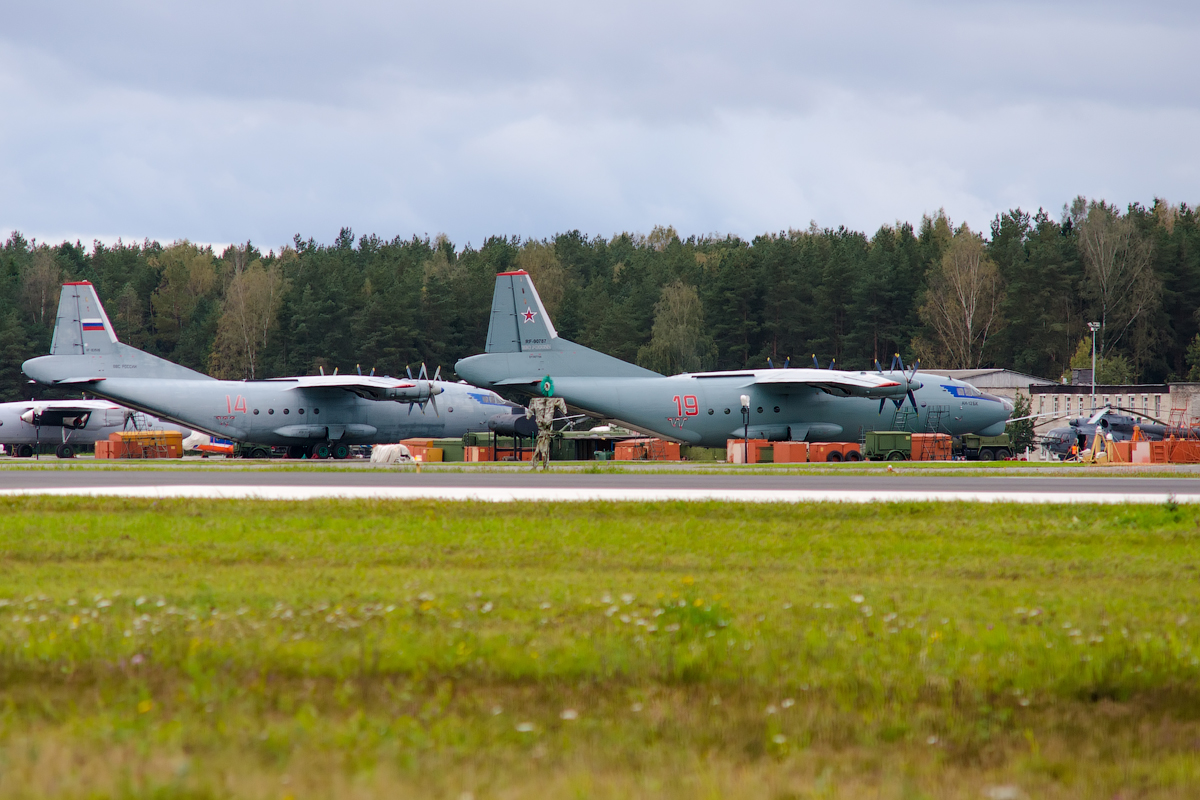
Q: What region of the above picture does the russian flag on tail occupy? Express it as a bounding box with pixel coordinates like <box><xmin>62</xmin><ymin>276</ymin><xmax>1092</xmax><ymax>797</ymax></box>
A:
<box><xmin>81</xmin><ymin>319</ymin><xmax>105</xmax><ymax>332</ymax></box>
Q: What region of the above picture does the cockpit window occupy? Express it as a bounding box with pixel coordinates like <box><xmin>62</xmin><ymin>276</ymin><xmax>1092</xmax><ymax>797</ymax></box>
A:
<box><xmin>961</xmin><ymin>383</ymin><xmax>983</xmax><ymax>397</ymax></box>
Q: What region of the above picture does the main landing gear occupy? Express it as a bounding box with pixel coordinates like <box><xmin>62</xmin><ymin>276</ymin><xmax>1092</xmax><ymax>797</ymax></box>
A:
<box><xmin>306</xmin><ymin>442</ymin><xmax>350</xmax><ymax>460</ymax></box>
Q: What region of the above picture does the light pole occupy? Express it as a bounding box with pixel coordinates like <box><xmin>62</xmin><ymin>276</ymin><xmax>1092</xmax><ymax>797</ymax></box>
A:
<box><xmin>1087</xmin><ymin>321</ymin><xmax>1101</xmax><ymax>410</ymax></box>
<box><xmin>740</xmin><ymin>394</ymin><xmax>751</xmax><ymax>464</ymax></box>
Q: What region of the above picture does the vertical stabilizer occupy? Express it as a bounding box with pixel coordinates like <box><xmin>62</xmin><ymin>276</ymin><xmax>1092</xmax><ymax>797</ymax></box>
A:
<box><xmin>51</xmin><ymin>282</ymin><xmax>120</xmax><ymax>356</ymax></box>
<box><xmin>25</xmin><ymin>281</ymin><xmax>214</xmax><ymax>383</ymax></box>
<box><xmin>485</xmin><ymin>270</ymin><xmax>559</xmax><ymax>354</ymax></box>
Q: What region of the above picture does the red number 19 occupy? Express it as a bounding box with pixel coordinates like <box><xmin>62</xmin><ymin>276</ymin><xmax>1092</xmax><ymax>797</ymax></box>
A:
<box><xmin>672</xmin><ymin>395</ymin><xmax>700</xmax><ymax>416</ymax></box>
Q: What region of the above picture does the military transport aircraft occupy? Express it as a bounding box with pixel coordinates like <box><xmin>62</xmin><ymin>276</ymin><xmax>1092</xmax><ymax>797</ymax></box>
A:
<box><xmin>1</xmin><ymin>398</ymin><xmax>188</xmax><ymax>458</ymax></box>
<box><xmin>22</xmin><ymin>282</ymin><xmax>530</xmax><ymax>459</ymax></box>
<box><xmin>454</xmin><ymin>271</ymin><xmax>1013</xmax><ymax>448</ymax></box>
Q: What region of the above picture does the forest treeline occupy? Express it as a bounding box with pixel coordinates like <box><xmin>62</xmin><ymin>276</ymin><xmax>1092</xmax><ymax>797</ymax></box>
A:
<box><xmin>3</xmin><ymin>196</ymin><xmax>1200</xmax><ymax>403</ymax></box>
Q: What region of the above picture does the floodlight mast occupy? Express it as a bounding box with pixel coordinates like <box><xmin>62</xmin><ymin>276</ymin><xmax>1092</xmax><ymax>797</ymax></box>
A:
<box><xmin>740</xmin><ymin>394</ymin><xmax>751</xmax><ymax>464</ymax></box>
<box><xmin>1087</xmin><ymin>321</ymin><xmax>1101</xmax><ymax>409</ymax></box>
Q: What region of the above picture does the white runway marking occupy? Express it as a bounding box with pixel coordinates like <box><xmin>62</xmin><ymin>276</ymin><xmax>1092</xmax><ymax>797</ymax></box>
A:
<box><xmin>1</xmin><ymin>485</ymin><xmax>1198</xmax><ymax>504</ymax></box>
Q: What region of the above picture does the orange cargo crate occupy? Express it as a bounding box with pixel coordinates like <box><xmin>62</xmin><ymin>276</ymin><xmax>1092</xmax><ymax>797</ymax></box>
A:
<box><xmin>1107</xmin><ymin>441</ymin><xmax>1132</xmax><ymax>463</ymax></box>
<box><xmin>1168</xmin><ymin>440</ymin><xmax>1200</xmax><ymax>464</ymax></box>
<box><xmin>773</xmin><ymin>441</ymin><xmax>809</xmax><ymax>463</ymax></box>
<box><xmin>464</xmin><ymin>446</ymin><xmax>493</xmax><ymax>462</ymax></box>
<box><xmin>614</xmin><ymin>439</ymin><xmax>681</xmax><ymax>461</ymax></box>
<box><xmin>910</xmin><ymin>433</ymin><xmax>952</xmax><ymax>461</ymax></box>
<box><xmin>726</xmin><ymin>439</ymin><xmax>770</xmax><ymax>463</ymax></box>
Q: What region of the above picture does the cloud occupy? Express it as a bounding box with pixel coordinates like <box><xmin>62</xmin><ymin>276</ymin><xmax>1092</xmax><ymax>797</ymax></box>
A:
<box><xmin>2</xmin><ymin>1</ymin><xmax>1198</xmax><ymax>247</ymax></box>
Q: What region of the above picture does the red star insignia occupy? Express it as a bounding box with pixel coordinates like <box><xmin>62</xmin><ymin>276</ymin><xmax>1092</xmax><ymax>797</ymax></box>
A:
<box><xmin>522</xmin><ymin>308</ymin><xmax>537</xmax><ymax>323</ymax></box>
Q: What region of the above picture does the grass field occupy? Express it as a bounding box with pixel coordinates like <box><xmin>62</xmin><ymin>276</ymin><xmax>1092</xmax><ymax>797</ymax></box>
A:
<box><xmin>3</xmin><ymin>498</ymin><xmax>1200</xmax><ymax>798</ymax></box>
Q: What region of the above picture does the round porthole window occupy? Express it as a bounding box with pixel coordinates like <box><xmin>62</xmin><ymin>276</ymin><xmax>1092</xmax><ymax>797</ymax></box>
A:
<box><xmin>724</xmin><ymin>408</ymin><xmax>731</xmax><ymax>415</ymax></box>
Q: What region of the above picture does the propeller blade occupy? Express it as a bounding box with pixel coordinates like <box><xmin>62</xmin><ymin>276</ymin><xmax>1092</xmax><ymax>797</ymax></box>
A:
<box><xmin>783</xmin><ymin>356</ymin><xmax>790</xmax><ymax>369</ymax></box>
<box><xmin>767</xmin><ymin>357</ymin><xmax>774</xmax><ymax>369</ymax></box>
<box><xmin>370</xmin><ymin>367</ymin><xmax>375</xmax><ymax>377</ymax></box>
<box><xmin>428</xmin><ymin>391</ymin><xmax>439</xmax><ymax>416</ymax></box>
<box><xmin>333</xmin><ymin>367</ymin><xmax>338</xmax><ymax>375</ymax></box>
<box><xmin>895</xmin><ymin>353</ymin><xmax>905</xmax><ymax>373</ymax></box>
<box><xmin>908</xmin><ymin>390</ymin><xmax>918</xmax><ymax>410</ymax></box>
<box><xmin>406</xmin><ymin>365</ymin><xmax>413</xmax><ymax>379</ymax></box>
<box><xmin>319</xmin><ymin>366</ymin><xmax>325</xmax><ymax>376</ymax></box>
<box><xmin>419</xmin><ymin>363</ymin><xmax>428</xmax><ymax>380</ymax></box>
<box><xmin>827</xmin><ymin>358</ymin><xmax>836</xmax><ymax>371</ymax></box>
<box><xmin>878</xmin><ymin>398</ymin><xmax>887</xmax><ymax>414</ymax></box>
<box><xmin>874</xmin><ymin>359</ymin><xmax>883</xmax><ymax>373</ymax></box>
<box><xmin>356</xmin><ymin>364</ymin><xmax>362</xmax><ymax>376</ymax></box>
<box><xmin>433</xmin><ymin>365</ymin><xmax>441</xmax><ymax>381</ymax></box>
<box><xmin>812</xmin><ymin>354</ymin><xmax>820</xmax><ymax>369</ymax></box>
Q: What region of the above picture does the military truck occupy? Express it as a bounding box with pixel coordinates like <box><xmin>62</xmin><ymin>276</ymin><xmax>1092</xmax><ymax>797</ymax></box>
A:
<box><xmin>959</xmin><ymin>432</ymin><xmax>1012</xmax><ymax>461</ymax></box>
<box><xmin>863</xmin><ymin>431</ymin><xmax>913</xmax><ymax>461</ymax></box>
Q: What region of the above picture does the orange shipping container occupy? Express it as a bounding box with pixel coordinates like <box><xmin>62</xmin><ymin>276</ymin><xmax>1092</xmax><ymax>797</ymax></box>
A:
<box><xmin>726</xmin><ymin>439</ymin><xmax>770</xmax><ymax>463</ymax></box>
<box><xmin>773</xmin><ymin>441</ymin><xmax>809</xmax><ymax>463</ymax></box>
<box><xmin>614</xmin><ymin>439</ymin><xmax>681</xmax><ymax>461</ymax></box>
<box><xmin>910</xmin><ymin>433</ymin><xmax>952</xmax><ymax>461</ymax></box>
<box><xmin>464</xmin><ymin>446</ymin><xmax>493</xmax><ymax>462</ymax></box>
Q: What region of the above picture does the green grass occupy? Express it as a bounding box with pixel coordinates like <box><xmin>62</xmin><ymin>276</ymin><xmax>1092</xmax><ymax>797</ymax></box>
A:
<box><xmin>3</xmin><ymin>498</ymin><xmax>1200</xmax><ymax>798</ymax></box>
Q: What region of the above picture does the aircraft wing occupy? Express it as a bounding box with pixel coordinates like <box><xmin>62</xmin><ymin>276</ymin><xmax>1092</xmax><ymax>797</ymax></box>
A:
<box><xmin>694</xmin><ymin>368</ymin><xmax>910</xmax><ymax>399</ymax></box>
<box><xmin>266</xmin><ymin>375</ymin><xmax>442</xmax><ymax>402</ymax></box>
<box><xmin>17</xmin><ymin>399</ymin><xmax>123</xmax><ymax>428</ymax></box>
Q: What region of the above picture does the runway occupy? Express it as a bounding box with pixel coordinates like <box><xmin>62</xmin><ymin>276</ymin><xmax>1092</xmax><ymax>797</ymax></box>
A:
<box><xmin>2</xmin><ymin>468</ymin><xmax>1199</xmax><ymax>503</ymax></box>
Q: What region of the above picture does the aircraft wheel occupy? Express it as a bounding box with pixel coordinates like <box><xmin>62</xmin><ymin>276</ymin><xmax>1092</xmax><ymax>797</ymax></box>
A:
<box><xmin>826</xmin><ymin>451</ymin><xmax>843</xmax><ymax>463</ymax></box>
<box><xmin>287</xmin><ymin>445</ymin><xmax>307</xmax><ymax>459</ymax></box>
<box><xmin>17</xmin><ymin>444</ymin><xmax>34</xmax><ymax>458</ymax></box>
<box><xmin>845</xmin><ymin>450</ymin><xmax>862</xmax><ymax>462</ymax></box>
<box><xmin>312</xmin><ymin>443</ymin><xmax>331</xmax><ymax>459</ymax></box>
<box><xmin>55</xmin><ymin>443</ymin><xmax>75</xmax><ymax>459</ymax></box>
<box><xmin>332</xmin><ymin>443</ymin><xmax>350</xmax><ymax>460</ymax></box>
<box><xmin>978</xmin><ymin>448</ymin><xmax>996</xmax><ymax>461</ymax></box>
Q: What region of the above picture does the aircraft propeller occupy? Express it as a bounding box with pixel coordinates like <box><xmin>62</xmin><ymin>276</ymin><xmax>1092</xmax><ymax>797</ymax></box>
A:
<box><xmin>404</xmin><ymin>362</ymin><xmax>442</xmax><ymax>416</ymax></box>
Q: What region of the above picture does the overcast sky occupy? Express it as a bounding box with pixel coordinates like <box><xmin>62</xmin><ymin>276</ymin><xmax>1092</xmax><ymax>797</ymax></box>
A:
<box><xmin>2</xmin><ymin>1</ymin><xmax>1197</xmax><ymax>251</ymax></box>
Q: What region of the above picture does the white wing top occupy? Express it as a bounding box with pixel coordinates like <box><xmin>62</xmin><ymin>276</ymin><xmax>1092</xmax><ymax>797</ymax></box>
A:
<box><xmin>264</xmin><ymin>375</ymin><xmax>443</xmax><ymax>402</ymax></box>
<box><xmin>689</xmin><ymin>368</ymin><xmax>911</xmax><ymax>398</ymax></box>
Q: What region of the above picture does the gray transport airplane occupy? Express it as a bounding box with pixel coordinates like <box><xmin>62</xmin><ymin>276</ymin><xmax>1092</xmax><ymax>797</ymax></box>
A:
<box><xmin>22</xmin><ymin>282</ymin><xmax>531</xmax><ymax>459</ymax></box>
<box><xmin>455</xmin><ymin>271</ymin><xmax>1014</xmax><ymax>447</ymax></box>
<box><xmin>0</xmin><ymin>398</ymin><xmax>189</xmax><ymax>458</ymax></box>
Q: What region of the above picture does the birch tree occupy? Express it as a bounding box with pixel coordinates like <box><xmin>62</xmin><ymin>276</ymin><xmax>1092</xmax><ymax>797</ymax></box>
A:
<box><xmin>20</xmin><ymin>247</ymin><xmax>62</xmax><ymax>327</ymax></box>
<box><xmin>212</xmin><ymin>249</ymin><xmax>288</xmax><ymax>378</ymax></box>
<box><xmin>637</xmin><ymin>280</ymin><xmax>716</xmax><ymax>374</ymax></box>
<box><xmin>1073</xmin><ymin>198</ymin><xmax>1159</xmax><ymax>358</ymax></box>
<box><xmin>917</xmin><ymin>223</ymin><xmax>1004</xmax><ymax>368</ymax></box>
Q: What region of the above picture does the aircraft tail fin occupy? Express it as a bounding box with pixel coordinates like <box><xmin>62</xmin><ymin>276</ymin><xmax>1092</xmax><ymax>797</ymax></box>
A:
<box><xmin>52</xmin><ymin>282</ymin><xmax>121</xmax><ymax>356</ymax></box>
<box><xmin>458</xmin><ymin>271</ymin><xmax>661</xmax><ymax>384</ymax></box>
<box><xmin>485</xmin><ymin>271</ymin><xmax>560</xmax><ymax>354</ymax></box>
<box><xmin>29</xmin><ymin>281</ymin><xmax>212</xmax><ymax>382</ymax></box>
